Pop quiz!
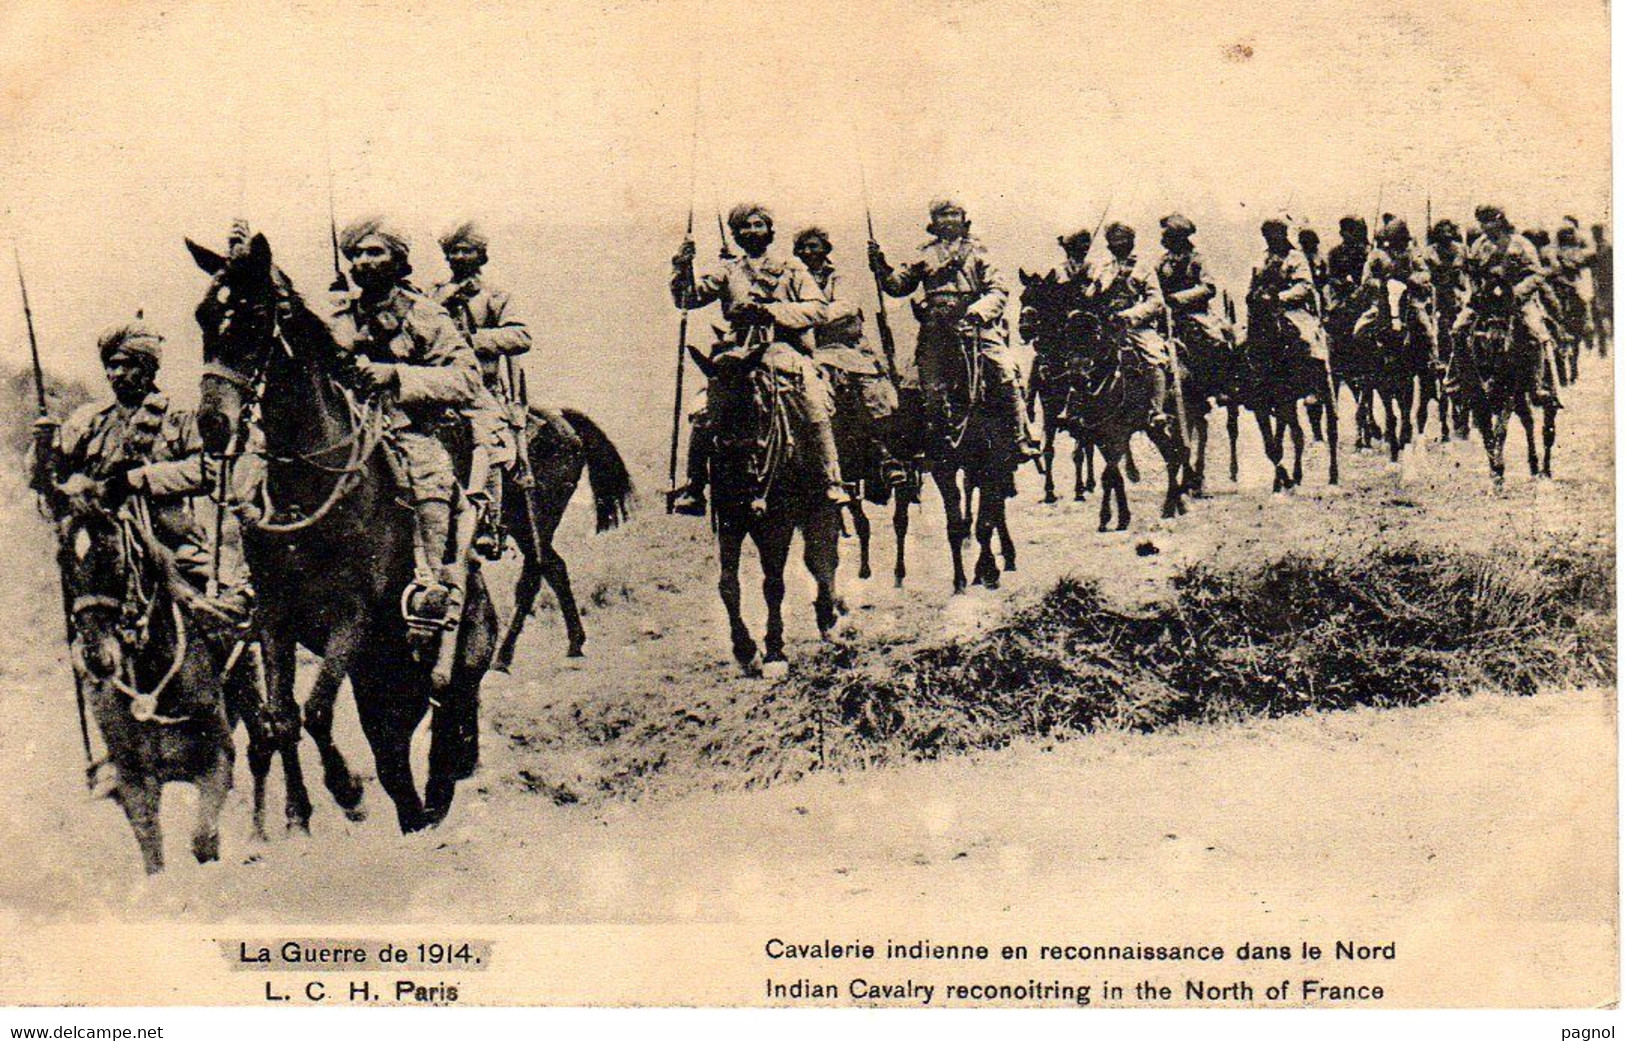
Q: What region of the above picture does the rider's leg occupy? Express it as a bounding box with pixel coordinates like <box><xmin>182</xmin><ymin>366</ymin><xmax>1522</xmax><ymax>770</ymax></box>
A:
<box><xmin>776</xmin><ymin>349</ymin><xmax>847</xmax><ymax>505</ymax></box>
<box><xmin>397</xmin><ymin>431</ymin><xmax>459</xmax><ymax>613</ymax></box>
<box><xmin>860</xmin><ymin>372</ymin><xmax>907</xmax><ymax>486</ymax></box>
<box><xmin>981</xmin><ymin>340</ymin><xmax>1041</xmax><ymax>456</ymax></box>
<box><xmin>1521</xmin><ymin>299</ymin><xmax>1561</xmax><ymax>407</ymax></box>
<box><xmin>671</xmin><ymin>405</ymin><xmax>713</xmax><ymax>516</ymax></box>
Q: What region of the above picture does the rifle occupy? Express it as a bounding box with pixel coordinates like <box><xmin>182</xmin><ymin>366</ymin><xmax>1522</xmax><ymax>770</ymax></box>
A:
<box><xmin>16</xmin><ymin>248</ymin><xmax>95</xmax><ymax>769</ymax></box>
<box><xmin>323</xmin><ymin>104</ymin><xmax>347</xmax><ymax>292</ymax></box>
<box><xmin>859</xmin><ymin>161</ymin><xmax>901</xmax><ymax>385</ymax></box>
<box><xmin>667</xmin><ymin>76</ymin><xmax>703</xmax><ymax>511</ymax></box>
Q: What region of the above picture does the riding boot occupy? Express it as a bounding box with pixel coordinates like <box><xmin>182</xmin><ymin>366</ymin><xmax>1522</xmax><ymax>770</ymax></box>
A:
<box><xmin>409</xmin><ymin>498</ymin><xmax>454</xmax><ymax>622</ymax></box>
<box><xmin>993</xmin><ymin>373</ymin><xmax>1041</xmax><ymax>459</ymax></box>
<box><xmin>808</xmin><ymin>411</ymin><xmax>849</xmax><ymax>506</ymax></box>
<box><xmin>670</xmin><ymin>413</ymin><xmax>712</xmax><ymax>516</ymax></box>
<box><xmin>473</xmin><ymin>465</ymin><xmax>505</xmax><ymax>559</ymax></box>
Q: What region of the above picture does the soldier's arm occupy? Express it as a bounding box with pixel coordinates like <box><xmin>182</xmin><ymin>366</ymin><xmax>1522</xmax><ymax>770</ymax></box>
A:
<box><xmin>964</xmin><ymin>249</ymin><xmax>1009</xmax><ymax>324</ymax></box>
<box><xmin>672</xmin><ymin>265</ymin><xmax>725</xmax><ymax>310</ymax></box>
<box><xmin>1168</xmin><ymin>256</ymin><xmax>1216</xmax><ymax>309</ymax></box>
<box><xmin>762</xmin><ymin>264</ymin><xmax>833</xmax><ymax>332</ymax></box>
<box><xmin>1275</xmin><ymin>254</ymin><xmax>1315</xmax><ymax>306</ymax></box>
<box><xmin>395</xmin><ymin>306</ymin><xmax>481</xmax><ymax>408</ymax></box>
<box><xmin>471</xmin><ymin>290</ymin><xmax>532</xmax><ymax>359</ymax></box>
<box><xmin>131</xmin><ymin>409</ymin><xmax>209</xmax><ymax>499</ymax></box>
<box><xmin>1118</xmin><ymin>266</ymin><xmax>1165</xmax><ymax>325</ymax></box>
<box><xmin>877</xmin><ymin>252</ymin><xmax>923</xmax><ymax>298</ymax></box>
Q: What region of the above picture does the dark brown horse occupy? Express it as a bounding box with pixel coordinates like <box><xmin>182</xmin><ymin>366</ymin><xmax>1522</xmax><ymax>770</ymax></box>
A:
<box><xmin>56</xmin><ymin>489</ymin><xmax>275</xmax><ymax>872</ymax></box>
<box><xmin>694</xmin><ymin>339</ymin><xmax>843</xmax><ymax>676</ymax></box>
<box><xmin>189</xmin><ymin>230</ymin><xmax>496</xmax><ymax>833</ymax></box>
<box><xmin>1455</xmin><ymin>308</ymin><xmax>1556</xmax><ymax>489</ymax></box>
<box><xmin>490</xmin><ymin>406</ymin><xmax>632</xmax><ymax>669</ymax></box>
<box><xmin>1019</xmin><ymin>270</ymin><xmax>1098</xmax><ymax>504</ymax></box>
<box><xmin>1239</xmin><ymin>306</ymin><xmax>1340</xmax><ymax>493</ymax></box>
<box><xmin>1020</xmin><ymin>274</ymin><xmax>1192</xmax><ymax>531</ymax></box>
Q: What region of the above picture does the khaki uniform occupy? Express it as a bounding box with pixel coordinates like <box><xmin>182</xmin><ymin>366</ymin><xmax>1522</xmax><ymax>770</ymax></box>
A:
<box><xmin>329</xmin><ymin>284</ymin><xmax>482</xmax><ymax>505</ymax></box>
<box><xmin>1354</xmin><ymin>244</ymin><xmax>1438</xmax><ymax>357</ymax></box>
<box><xmin>1091</xmin><ymin>253</ymin><xmax>1169</xmax><ymax>365</ymax></box>
<box><xmin>1456</xmin><ymin>232</ymin><xmax>1557</xmax><ymax>400</ymax></box>
<box><xmin>1247</xmin><ymin>248</ymin><xmax>1326</xmax><ymax>361</ymax></box>
<box><xmin>806</xmin><ymin>263</ymin><xmax>897</xmax><ymax>421</ymax></box>
<box><xmin>43</xmin><ymin>393</ymin><xmax>214</xmax><ymax>585</ymax></box>
<box><xmin>1155</xmin><ymin>247</ymin><xmax>1233</xmax><ymax>375</ymax></box>
<box><xmin>434</xmin><ymin>275</ymin><xmax>526</xmax><ymax>470</ymax></box>
<box><xmin>672</xmin><ymin>251</ymin><xmax>843</xmax><ymax>493</ymax></box>
<box><xmin>877</xmin><ymin>234</ymin><xmax>1029</xmax><ymax>451</ymax></box>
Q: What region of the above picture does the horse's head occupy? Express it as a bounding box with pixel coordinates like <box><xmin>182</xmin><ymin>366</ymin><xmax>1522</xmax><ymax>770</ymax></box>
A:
<box><xmin>187</xmin><ymin>227</ymin><xmax>291</xmax><ymax>455</ymax></box>
<box><xmin>1018</xmin><ymin>269</ymin><xmax>1076</xmax><ymax>349</ymax></box>
<box><xmin>57</xmin><ymin>496</ymin><xmax>136</xmax><ymax>682</ymax></box>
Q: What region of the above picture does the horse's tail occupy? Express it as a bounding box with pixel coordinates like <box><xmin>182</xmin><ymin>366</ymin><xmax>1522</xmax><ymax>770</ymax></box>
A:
<box><xmin>558</xmin><ymin>408</ymin><xmax>633</xmax><ymax>532</ymax></box>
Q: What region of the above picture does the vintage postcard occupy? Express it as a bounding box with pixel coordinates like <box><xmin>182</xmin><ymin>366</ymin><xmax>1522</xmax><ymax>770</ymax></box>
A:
<box><xmin>0</xmin><ymin>0</ymin><xmax>1613</xmax><ymax>1014</ymax></box>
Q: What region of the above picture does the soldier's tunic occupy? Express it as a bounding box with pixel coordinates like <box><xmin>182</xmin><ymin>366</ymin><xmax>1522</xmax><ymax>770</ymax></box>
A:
<box><xmin>49</xmin><ymin>392</ymin><xmax>212</xmax><ymax>582</ymax></box>
<box><xmin>329</xmin><ymin>284</ymin><xmax>482</xmax><ymax>505</ymax></box>
<box><xmin>1324</xmin><ymin>239</ymin><xmax>1369</xmax><ymax>340</ymax></box>
<box><xmin>1354</xmin><ymin>244</ymin><xmax>1437</xmax><ymax>355</ymax></box>
<box><xmin>1247</xmin><ymin>248</ymin><xmax>1326</xmax><ymax>361</ymax></box>
<box><xmin>1546</xmin><ymin>242</ymin><xmax>1593</xmax><ymax>343</ymax></box>
<box><xmin>670</xmin><ymin>251</ymin><xmax>843</xmax><ymax>487</ymax></box>
<box><xmin>877</xmin><ymin>234</ymin><xmax>1020</xmax><ymax>410</ymax></box>
<box><xmin>433</xmin><ymin>274</ymin><xmax>527</xmax><ymax>468</ymax></box>
<box><xmin>1156</xmin><ymin>247</ymin><xmax>1233</xmax><ymax>383</ymax></box>
<box><xmin>805</xmin><ymin>263</ymin><xmax>897</xmax><ymax>422</ymax></box>
<box><xmin>1091</xmin><ymin>253</ymin><xmax>1169</xmax><ymax>366</ymax></box>
<box><xmin>1457</xmin><ymin>233</ymin><xmax>1554</xmax><ymax>347</ymax></box>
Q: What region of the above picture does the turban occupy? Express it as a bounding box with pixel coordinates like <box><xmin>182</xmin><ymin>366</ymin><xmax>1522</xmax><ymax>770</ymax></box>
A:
<box><xmin>793</xmin><ymin>226</ymin><xmax>831</xmax><ymax>250</ymax></box>
<box><xmin>438</xmin><ymin>221</ymin><xmax>489</xmax><ymax>253</ymax></box>
<box><xmin>1103</xmin><ymin>221</ymin><xmax>1135</xmax><ymax>241</ymax></box>
<box><xmin>339</xmin><ymin>217</ymin><xmax>411</xmax><ymax>261</ymax></box>
<box><xmin>1474</xmin><ymin>205</ymin><xmax>1508</xmax><ymax>229</ymax></box>
<box><xmin>98</xmin><ymin>319</ymin><xmax>163</xmax><ymax>364</ymax></box>
<box><xmin>1057</xmin><ymin>228</ymin><xmax>1092</xmax><ymax>253</ymax></box>
<box><xmin>929</xmin><ymin>198</ymin><xmax>966</xmax><ymax>220</ymax></box>
<box><xmin>1159</xmin><ymin>213</ymin><xmax>1196</xmax><ymax>238</ymax></box>
<box><xmin>1378</xmin><ymin>217</ymin><xmax>1410</xmax><ymax>244</ymax></box>
<box><xmin>1429</xmin><ymin>219</ymin><xmax>1461</xmax><ymax>244</ymax></box>
<box><xmin>1261</xmin><ymin>213</ymin><xmax>1292</xmax><ymax>235</ymax></box>
<box><xmin>1338</xmin><ymin>215</ymin><xmax>1368</xmax><ymax>238</ymax></box>
<box><xmin>726</xmin><ymin>203</ymin><xmax>773</xmax><ymax>234</ymax></box>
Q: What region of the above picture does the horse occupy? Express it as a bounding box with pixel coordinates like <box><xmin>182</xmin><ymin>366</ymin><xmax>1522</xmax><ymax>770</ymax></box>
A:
<box><xmin>1018</xmin><ymin>270</ymin><xmax>1097</xmax><ymax>503</ymax></box>
<box><xmin>693</xmin><ymin>335</ymin><xmax>843</xmax><ymax>676</ymax></box>
<box><xmin>56</xmin><ymin>488</ymin><xmax>276</xmax><ymax>872</ymax></box>
<box><xmin>1455</xmin><ymin>306</ymin><xmax>1556</xmax><ymax>489</ymax></box>
<box><xmin>1239</xmin><ymin>304</ymin><xmax>1340</xmax><ymax>493</ymax></box>
<box><xmin>1350</xmin><ymin>279</ymin><xmax>1435</xmax><ymax>463</ymax></box>
<box><xmin>1026</xmin><ymin>285</ymin><xmax>1193</xmax><ymax>532</ymax></box>
<box><xmin>189</xmin><ymin>230</ymin><xmax>496</xmax><ymax>833</ymax></box>
<box><xmin>490</xmin><ymin>405</ymin><xmax>632</xmax><ymax>670</ymax></box>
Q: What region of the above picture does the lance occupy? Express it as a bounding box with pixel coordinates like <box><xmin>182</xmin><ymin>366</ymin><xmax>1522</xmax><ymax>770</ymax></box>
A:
<box><xmin>859</xmin><ymin>160</ymin><xmax>901</xmax><ymax>385</ymax></box>
<box><xmin>16</xmin><ymin>248</ymin><xmax>94</xmax><ymax>768</ymax></box>
<box><xmin>323</xmin><ymin>103</ymin><xmax>347</xmax><ymax>292</ymax></box>
<box><xmin>667</xmin><ymin>76</ymin><xmax>703</xmax><ymax>510</ymax></box>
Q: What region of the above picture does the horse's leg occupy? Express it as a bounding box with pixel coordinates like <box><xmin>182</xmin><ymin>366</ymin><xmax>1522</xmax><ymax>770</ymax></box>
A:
<box><xmin>1145</xmin><ymin>423</ymin><xmax>1186</xmax><ymax>519</ymax></box>
<box><xmin>352</xmin><ymin>658</ymin><xmax>428</xmax><ymax>834</ymax></box>
<box><xmin>1323</xmin><ymin>375</ymin><xmax>1341</xmax><ymax>486</ymax></box>
<box><xmin>425</xmin><ymin>588</ymin><xmax>495</xmax><ymax>825</ymax></box>
<box><xmin>1189</xmin><ymin>412</ymin><xmax>1209</xmax><ymax>498</ymax></box>
<box><xmin>935</xmin><ymin>467</ymin><xmax>968</xmax><ymax>594</ymax></box>
<box><xmin>717</xmin><ymin>523</ymin><xmax>759</xmax><ymax>673</ymax></box>
<box><xmin>971</xmin><ymin>484</ymin><xmax>1000</xmax><ymax>588</ymax></box>
<box><xmin>1072</xmin><ymin>436</ymin><xmax>1087</xmax><ymax>500</ymax></box>
<box><xmin>804</xmin><ymin>506</ymin><xmax>843</xmax><ymax>639</ymax></box>
<box><xmin>848</xmin><ymin>499</ymin><xmax>872</xmax><ymax>580</ymax></box>
<box><xmin>759</xmin><ymin>523</ymin><xmax>793</xmax><ymax>670</ymax></box>
<box><xmin>1254</xmin><ymin>406</ymin><xmax>1285</xmax><ymax>492</ymax></box>
<box><xmin>1287</xmin><ymin>408</ymin><xmax>1305</xmax><ymax>487</ymax></box>
<box><xmin>1542</xmin><ymin>404</ymin><xmax>1556</xmax><ymax>477</ymax></box>
<box><xmin>191</xmin><ymin>747</ymin><xmax>232</xmax><ymax>864</ymax></box>
<box><xmin>530</xmin><ymin>539</ymin><xmax>586</xmax><ymax>658</ymax></box>
<box><xmin>1487</xmin><ymin>405</ymin><xmax>1509</xmax><ymax>491</ymax></box>
<box><xmin>1227</xmin><ymin>403</ymin><xmax>1240</xmax><ymax>483</ymax></box>
<box><xmin>1306</xmin><ymin>397</ymin><xmax>1325</xmax><ymax>442</ymax></box>
<box><xmin>1083</xmin><ymin>439</ymin><xmax>1098</xmax><ymax>493</ymax></box>
<box><xmin>1041</xmin><ymin>411</ymin><xmax>1059</xmax><ymax>503</ymax></box>
<box><xmin>1515</xmin><ymin>397</ymin><xmax>1539</xmax><ymax>477</ymax></box>
<box><xmin>1399</xmin><ymin>377</ymin><xmax>1415</xmax><ymax>453</ymax></box>
<box><xmin>258</xmin><ymin>628</ymin><xmax>313</xmax><ymax>834</ymax></box>
<box><xmin>114</xmin><ymin>778</ymin><xmax>164</xmax><ymax>875</ymax></box>
<box><xmin>891</xmin><ymin>487</ymin><xmax>910</xmax><ymax>589</ymax></box>
<box><xmin>493</xmin><ymin>541</ymin><xmax>541</xmax><ymax>672</ymax></box>
<box><xmin>299</xmin><ymin>617</ymin><xmax>368</xmax><ymax>821</ymax></box>
<box><xmin>998</xmin><ymin>505</ymin><xmax>1017</xmax><ymax>572</ymax></box>
<box><xmin>247</xmin><ymin>732</ymin><xmax>272</xmax><ymax>844</ymax></box>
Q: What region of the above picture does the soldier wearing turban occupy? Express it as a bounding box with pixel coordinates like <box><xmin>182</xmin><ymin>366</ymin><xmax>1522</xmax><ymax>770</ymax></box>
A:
<box><xmin>867</xmin><ymin>199</ymin><xmax>1038</xmax><ymax>463</ymax></box>
<box><xmin>1156</xmin><ymin>213</ymin><xmax>1237</xmax><ymax>406</ymax></box>
<box><xmin>433</xmin><ymin>220</ymin><xmax>529</xmax><ymax>557</ymax></box>
<box><xmin>332</xmin><ymin>216</ymin><xmax>483</xmax><ymax>621</ymax></box>
<box><xmin>668</xmin><ymin>201</ymin><xmax>848</xmax><ymax>516</ymax></box>
<box><xmin>1455</xmin><ymin>205</ymin><xmax>1560</xmax><ymax>406</ymax></box>
<box><xmin>32</xmin><ymin>317</ymin><xmax>228</xmax><ymax>597</ymax></box>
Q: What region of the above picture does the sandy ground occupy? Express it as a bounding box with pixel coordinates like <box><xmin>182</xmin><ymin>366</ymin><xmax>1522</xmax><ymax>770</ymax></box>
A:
<box><xmin>0</xmin><ymin>355</ymin><xmax>1615</xmax><ymax>1005</ymax></box>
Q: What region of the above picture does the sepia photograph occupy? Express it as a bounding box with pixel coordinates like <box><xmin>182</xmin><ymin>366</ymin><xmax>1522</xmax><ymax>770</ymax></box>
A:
<box><xmin>0</xmin><ymin>0</ymin><xmax>1614</xmax><ymax>1018</ymax></box>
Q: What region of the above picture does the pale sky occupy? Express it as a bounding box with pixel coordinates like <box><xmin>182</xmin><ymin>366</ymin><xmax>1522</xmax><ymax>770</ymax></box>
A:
<box><xmin>0</xmin><ymin>0</ymin><xmax>1610</xmax><ymax>408</ymax></box>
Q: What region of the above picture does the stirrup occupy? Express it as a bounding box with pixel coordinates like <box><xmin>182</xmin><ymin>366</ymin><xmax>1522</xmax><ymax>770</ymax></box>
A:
<box><xmin>402</xmin><ymin>577</ymin><xmax>463</xmax><ymax>645</ymax></box>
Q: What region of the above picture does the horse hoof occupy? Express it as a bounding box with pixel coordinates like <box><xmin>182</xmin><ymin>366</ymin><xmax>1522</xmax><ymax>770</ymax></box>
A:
<box><xmin>287</xmin><ymin>820</ymin><xmax>311</xmax><ymax>838</ymax></box>
<box><xmin>858</xmin><ymin>565</ymin><xmax>872</xmax><ymax>580</ymax></box>
<box><xmin>762</xmin><ymin>659</ymin><xmax>790</xmax><ymax>681</ymax></box>
<box><xmin>740</xmin><ymin>653</ymin><xmax>763</xmax><ymax>678</ymax></box>
<box><xmin>1116</xmin><ymin>520</ymin><xmax>1131</xmax><ymax>532</ymax></box>
<box><xmin>1042</xmin><ymin>493</ymin><xmax>1059</xmax><ymax>504</ymax></box>
<box><xmin>343</xmin><ymin>800</ymin><xmax>368</xmax><ymax>823</ymax></box>
<box><xmin>567</xmin><ymin>641</ymin><xmax>586</xmax><ymax>658</ymax></box>
<box><xmin>1002</xmin><ymin>558</ymin><xmax>1017</xmax><ymax>573</ymax></box>
<box><xmin>491</xmin><ymin>658</ymin><xmax>512</xmax><ymax>675</ymax></box>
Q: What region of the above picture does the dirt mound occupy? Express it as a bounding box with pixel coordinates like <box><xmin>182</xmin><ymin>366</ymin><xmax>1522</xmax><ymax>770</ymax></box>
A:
<box><xmin>505</xmin><ymin>537</ymin><xmax>1613</xmax><ymax>803</ymax></box>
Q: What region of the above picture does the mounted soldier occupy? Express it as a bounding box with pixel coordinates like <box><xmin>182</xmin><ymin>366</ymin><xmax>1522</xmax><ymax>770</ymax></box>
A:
<box><xmin>1298</xmin><ymin>225</ymin><xmax>1328</xmax><ymax>304</ymax></box>
<box><xmin>668</xmin><ymin>202</ymin><xmax>846</xmax><ymax>518</ymax></box>
<box><xmin>330</xmin><ymin>218</ymin><xmax>484</xmax><ymax>625</ymax></box>
<box><xmin>31</xmin><ymin>319</ymin><xmax>244</xmax><ymax>614</ymax></box>
<box><xmin>1155</xmin><ymin>213</ymin><xmax>1235</xmax><ymax>406</ymax></box>
<box><xmin>1247</xmin><ymin>215</ymin><xmax>1325</xmax><ymax>364</ymax></box>
<box><xmin>1324</xmin><ymin>216</ymin><xmax>1370</xmax><ymax>343</ymax></box>
<box><xmin>1356</xmin><ymin>217</ymin><xmax>1438</xmax><ymax>366</ymax></box>
<box><xmin>1455</xmin><ymin>205</ymin><xmax>1559</xmax><ymax>408</ymax></box>
<box><xmin>432</xmin><ymin>221</ymin><xmax>529</xmax><ymax>558</ymax></box>
<box><xmin>1091</xmin><ymin>221</ymin><xmax>1173</xmax><ymax>433</ymax></box>
<box><xmin>791</xmin><ymin>226</ymin><xmax>905</xmax><ymax>489</ymax></box>
<box><xmin>868</xmin><ymin>199</ymin><xmax>1038</xmax><ymax>460</ymax></box>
